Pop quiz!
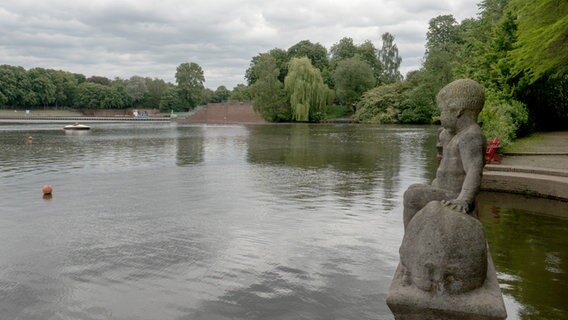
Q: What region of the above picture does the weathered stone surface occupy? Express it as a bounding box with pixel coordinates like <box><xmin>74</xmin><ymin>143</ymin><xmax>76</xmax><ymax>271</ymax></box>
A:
<box><xmin>387</xmin><ymin>201</ymin><xmax>506</xmax><ymax>320</ymax></box>
<box><xmin>387</xmin><ymin>254</ymin><xmax>507</xmax><ymax>320</ymax></box>
<box><xmin>400</xmin><ymin>201</ymin><xmax>487</xmax><ymax>295</ymax></box>
<box><xmin>387</xmin><ymin>79</ymin><xmax>506</xmax><ymax>319</ymax></box>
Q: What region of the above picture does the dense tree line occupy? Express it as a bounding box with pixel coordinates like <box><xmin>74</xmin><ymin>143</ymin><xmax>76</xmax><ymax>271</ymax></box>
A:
<box><xmin>247</xmin><ymin>32</ymin><xmax>403</xmax><ymax>122</ymax></box>
<box><xmin>355</xmin><ymin>0</ymin><xmax>567</xmax><ymax>144</ymax></box>
<box><xmin>245</xmin><ymin>0</ymin><xmax>565</xmax><ymax>143</ymax></box>
<box><xmin>0</xmin><ymin>63</ymin><xmax>243</xmax><ymax>112</ymax></box>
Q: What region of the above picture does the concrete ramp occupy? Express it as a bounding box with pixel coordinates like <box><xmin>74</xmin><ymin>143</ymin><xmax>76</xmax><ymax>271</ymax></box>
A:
<box><xmin>179</xmin><ymin>103</ymin><xmax>264</xmax><ymax>124</ymax></box>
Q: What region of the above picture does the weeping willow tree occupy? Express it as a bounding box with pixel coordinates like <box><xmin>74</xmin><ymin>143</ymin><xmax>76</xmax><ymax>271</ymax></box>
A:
<box><xmin>284</xmin><ymin>57</ymin><xmax>332</xmax><ymax>122</ymax></box>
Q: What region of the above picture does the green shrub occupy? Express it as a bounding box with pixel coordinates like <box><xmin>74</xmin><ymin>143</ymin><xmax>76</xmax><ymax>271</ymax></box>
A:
<box><xmin>479</xmin><ymin>90</ymin><xmax>530</xmax><ymax>146</ymax></box>
<box><xmin>355</xmin><ymin>82</ymin><xmax>406</xmax><ymax>123</ymax></box>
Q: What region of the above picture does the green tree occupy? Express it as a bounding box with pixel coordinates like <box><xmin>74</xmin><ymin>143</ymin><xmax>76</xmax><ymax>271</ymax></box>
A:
<box><xmin>48</xmin><ymin>70</ymin><xmax>78</xmax><ymax>107</ymax></box>
<box><xmin>287</xmin><ymin>40</ymin><xmax>329</xmax><ymax>72</ymax></box>
<box><xmin>28</xmin><ymin>68</ymin><xmax>56</xmax><ymax>107</ymax></box>
<box><xmin>175</xmin><ymin>62</ymin><xmax>205</xmax><ymax>110</ymax></box>
<box><xmin>378</xmin><ymin>32</ymin><xmax>403</xmax><ymax>84</ymax></box>
<box><xmin>87</xmin><ymin>76</ymin><xmax>111</xmax><ymax>86</ymax></box>
<box><xmin>355</xmin><ymin>82</ymin><xmax>408</xmax><ymax>124</ymax></box>
<box><xmin>245</xmin><ymin>48</ymin><xmax>289</xmax><ymax>85</ymax></box>
<box><xmin>507</xmin><ymin>0</ymin><xmax>568</xmax><ymax>82</ymax></box>
<box><xmin>75</xmin><ymin>82</ymin><xmax>104</xmax><ymax>108</ymax></box>
<box><xmin>329</xmin><ymin>37</ymin><xmax>357</xmax><ymax>62</ymax></box>
<box><xmin>284</xmin><ymin>57</ymin><xmax>332</xmax><ymax>122</ymax></box>
<box><xmin>400</xmin><ymin>70</ymin><xmax>438</xmax><ymax>124</ymax></box>
<box><xmin>0</xmin><ymin>65</ymin><xmax>27</xmax><ymax>107</ymax></box>
<box><xmin>425</xmin><ymin>15</ymin><xmax>459</xmax><ymax>53</ymax></box>
<box><xmin>328</xmin><ymin>38</ymin><xmax>382</xmax><ymax>86</ymax></box>
<box><xmin>250</xmin><ymin>54</ymin><xmax>289</xmax><ymax>121</ymax></box>
<box><xmin>229</xmin><ymin>84</ymin><xmax>251</xmax><ymax>102</ymax></box>
<box><xmin>333</xmin><ymin>56</ymin><xmax>376</xmax><ymax>106</ymax></box>
<box><xmin>143</xmin><ymin>78</ymin><xmax>168</xmax><ymax>108</ymax></box>
<box><xmin>75</xmin><ymin>82</ymin><xmax>130</xmax><ymax>109</ymax></box>
<box><xmin>159</xmin><ymin>86</ymin><xmax>184</xmax><ymax>112</ymax></box>
<box><xmin>124</xmin><ymin>76</ymin><xmax>148</xmax><ymax>105</ymax></box>
<box><xmin>212</xmin><ymin>85</ymin><xmax>231</xmax><ymax>103</ymax></box>
<box><xmin>357</xmin><ymin>40</ymin><xmax>382</xmax><ymax>83</ymax></box>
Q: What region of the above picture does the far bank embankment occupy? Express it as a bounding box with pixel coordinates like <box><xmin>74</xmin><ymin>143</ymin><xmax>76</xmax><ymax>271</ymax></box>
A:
<box><xmin>178</xmin><ymin>103</ymin><xmax>265</xmax><ymax>124</ymax></box>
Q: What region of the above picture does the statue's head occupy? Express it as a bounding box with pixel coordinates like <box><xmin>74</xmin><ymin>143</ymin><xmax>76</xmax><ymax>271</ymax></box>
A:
<box><xmin>436</xmin><ymin>79</ymin><xmax>484</xmax><ymax>133</ymax></box>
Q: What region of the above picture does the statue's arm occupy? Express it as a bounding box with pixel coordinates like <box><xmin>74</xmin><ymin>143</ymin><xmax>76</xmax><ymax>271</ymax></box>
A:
<box><xmin>441</xmin><ymin>131</ymin><xmax>484</xmax><ymax>213</ymax></box>
<box><xmin>457</xmin><ymin>131</ymin><xmax>485</xmax><ymax>205</ymax></box>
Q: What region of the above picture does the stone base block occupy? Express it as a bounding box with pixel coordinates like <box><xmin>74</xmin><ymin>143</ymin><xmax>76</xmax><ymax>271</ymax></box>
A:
<box><xmin>387</xmin><ymin>254</ymin><xmax>506</xmax><ymax>320</ymax></box>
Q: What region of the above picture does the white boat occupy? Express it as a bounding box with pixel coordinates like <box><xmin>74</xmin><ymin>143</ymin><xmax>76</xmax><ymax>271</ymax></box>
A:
<box><xmin>64</xmin><ymin>123</ymin><xmax>91</xmax><ymax>130</ymax></box>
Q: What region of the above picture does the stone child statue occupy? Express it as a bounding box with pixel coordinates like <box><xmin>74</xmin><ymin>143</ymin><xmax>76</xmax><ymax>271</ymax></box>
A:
<box><xmin>403</xmin><ymin>79</ymin><xmax>486</xmax><ymax>230</ymax></box>
<box><xmin>388</xmin><ymin>79</ymin><xmax>507</xmax><ymax>319</ymax></box>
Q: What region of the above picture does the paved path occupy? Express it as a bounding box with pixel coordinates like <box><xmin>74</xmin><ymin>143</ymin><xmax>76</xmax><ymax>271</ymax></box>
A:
<box><xmin>499</xmin><ymin>131</ymin><xmax>568</xmax><ymax>170</ymax></box>
<box><xmin>482</xmin><ymin>131</ymin><xmax>568</xmax><ymax>200</ymax></box>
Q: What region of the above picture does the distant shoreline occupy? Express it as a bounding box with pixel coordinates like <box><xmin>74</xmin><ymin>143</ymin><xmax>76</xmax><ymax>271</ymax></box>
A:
<box><xmin>0</xmin><ymin>115</ymin><xmax>171</xmax><ymax>123</ymax></box>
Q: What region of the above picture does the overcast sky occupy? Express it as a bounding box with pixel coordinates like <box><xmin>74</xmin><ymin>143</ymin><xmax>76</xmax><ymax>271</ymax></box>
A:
<box><xmin>0</xmin><ymin>0</ymin><xmax>480</xmax><ymax>89</ymax></box>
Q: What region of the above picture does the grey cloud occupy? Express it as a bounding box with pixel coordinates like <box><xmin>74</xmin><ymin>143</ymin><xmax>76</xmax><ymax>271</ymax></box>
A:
<box><xmin>0</xmin><ymin>0</ymin><xmax>479</xmax><ymax>88</ymax></box>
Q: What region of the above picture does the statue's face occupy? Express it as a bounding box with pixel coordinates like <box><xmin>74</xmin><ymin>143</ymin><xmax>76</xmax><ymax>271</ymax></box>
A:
<box><xmin>440</xmin><ymin>105</ymin><xmax>458</xmax><ymax>134</ymax></box>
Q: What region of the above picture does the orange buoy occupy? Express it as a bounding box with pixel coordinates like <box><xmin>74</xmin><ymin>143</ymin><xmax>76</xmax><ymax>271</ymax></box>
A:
<box><xmin>42</xmin><ymin>184</ymin><xmax>53</xmax><ymax>195</ymax></box>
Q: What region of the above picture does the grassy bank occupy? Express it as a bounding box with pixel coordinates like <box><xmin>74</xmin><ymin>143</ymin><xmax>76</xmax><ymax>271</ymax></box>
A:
<box><xmin>502</xmin><ymin>133</ymin><xmax>544</xmax><ymax>153</ymax></box>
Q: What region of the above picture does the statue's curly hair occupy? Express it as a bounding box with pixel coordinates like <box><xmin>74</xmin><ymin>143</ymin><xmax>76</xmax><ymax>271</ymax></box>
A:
<box><xmin>437</xmin><ymin>79</ymin><xmax>484</xmax><ymax>116</ymax></box>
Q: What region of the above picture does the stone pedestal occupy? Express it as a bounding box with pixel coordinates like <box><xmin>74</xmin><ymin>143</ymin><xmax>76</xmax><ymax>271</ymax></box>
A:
<box><xmin>387</xmin><ymin>201</ymin><xmax>506</xmax><ymax>320</ymax></box>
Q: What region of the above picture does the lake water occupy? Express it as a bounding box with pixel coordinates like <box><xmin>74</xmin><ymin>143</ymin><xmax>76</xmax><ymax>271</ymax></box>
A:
<box><xmin>0</xmin><ymin>123</ymin><xmax>566</xmax><ymax>320</ymax></box>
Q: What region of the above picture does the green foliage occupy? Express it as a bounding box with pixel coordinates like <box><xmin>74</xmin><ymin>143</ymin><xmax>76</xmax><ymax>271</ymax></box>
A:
<box><xmin>50</xmin><ymin>70</ymin><xmax>79</xmax><ymax>107</ymax></box>
<box><xmin>426</xmin><ymin>15</ymin><xmax>459</xmax><ymax>53</ymax></box>
<box><xmin>0</xmin><ymin>65</ymin><xmax>28</xmax><ymax>107</ymax></box>
<box><xmin>245</xmin><ymin>48</ymin><xmax>289</xmax><ymax>85</ymax></box>
<box><xmin>229</xmin><ymin>84</ymin><xmax>251</xmax><ymax>102</ymax></box>
<box><xmin>478</xmin><ymin>90</ymin><xmax>529</xmax><ymax>146</ymax></box>
<box><xmin>450</xmin><ymin>0</ymin><xmax>567</xmax><ymax>131</ymax></box>
<box><xmin>0</xmin><ymin>63</ymin><xmax>234</xmax><ymax>112</ymax></box>
<box><xmin>357</xmin><ymin>40</ymin><xmax>383</xmax><ymax>83</ymax></box>
<box><xmin>175</xmin><ymin>62</ymin><xmax>205</xmax><ymax>110</ymax></box>
<box><xmin>329</xmin><ymin>37</ymin><xmax>357</xmax><ymax>62</ymax></box>
<box><xmin>200</xmin><ymin>88</ymin><xmax>214</xmax><ymax>105</ymax></box>
<box><xmin>287</xmin><ymin>40</ymin><xmax>329</xmax><ymax>72</ymax></box>
<box><xmin>124</xmin><ymin>76</ymin><xmax>148</xmax><ymax>104</ymax></box>
<box><xmin>378</xmin><ymin>32</ymin><xmax>403</xmax><ymax>84</ymax></box>
<box><xmin>143</xmin><ymin>78</ymin><xmax>168</xmax><ymax>108</ymax></box>
<box><xmin>75</xmin><ymin>82</ymin><xmax>131</xmax><ymax>109</ymax></box>
<box><xmin>355</xmin><ymin>82</ymin><xmax>407</xmax><ymax>123</ymax></box>
<box><xmin>284</xmin><ymin>57</ymin><xmax>333</xmax><ymax>122</ymax></box>
<box><xmin>333</xmin><ymin>56</ymin><xmax>375</xmax><ymax>106</ymax></box>
<box><xmin>28</xmin><ymin>68</ymin><xmax>56</xmax><ymax>107</ymax></box>
<box><xmin>355</xmin><ymin>77</ymin><xmax>437</xmax><ymax>125</ymax></box>
<box><xmin>507</xmin><ymin>0</ymin><xmax>568</xmax><ymax>82</ymax></box>
<box><xmin>159</xmin><ymin>86</ymin><xmax>184</xmax><ymax>112</ymax></box>
<box><xmin>87</xmin><ymin>76</ymin><xmax>111</xmax><ymax>86</ymax></box>
<box><xmin>250</xmin><ymin>54</ymin><xmax>290</xmax><ymax>122</ymax></box>
<box><xmin>212</xmin><ymin>85</ymin><xmax>231</xmax><ymax>103</ymax></box>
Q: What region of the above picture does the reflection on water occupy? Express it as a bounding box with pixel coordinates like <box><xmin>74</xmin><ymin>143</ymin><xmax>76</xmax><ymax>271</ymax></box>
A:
<box><xmin>477</xmin><ymin>192</ymin><xmax>568</xmax><ymax>320</ymax></box>
<box><xmin>0</xmin><ymin>123</ymin><xmax>565</xmax><ymax>320</ymax></box>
